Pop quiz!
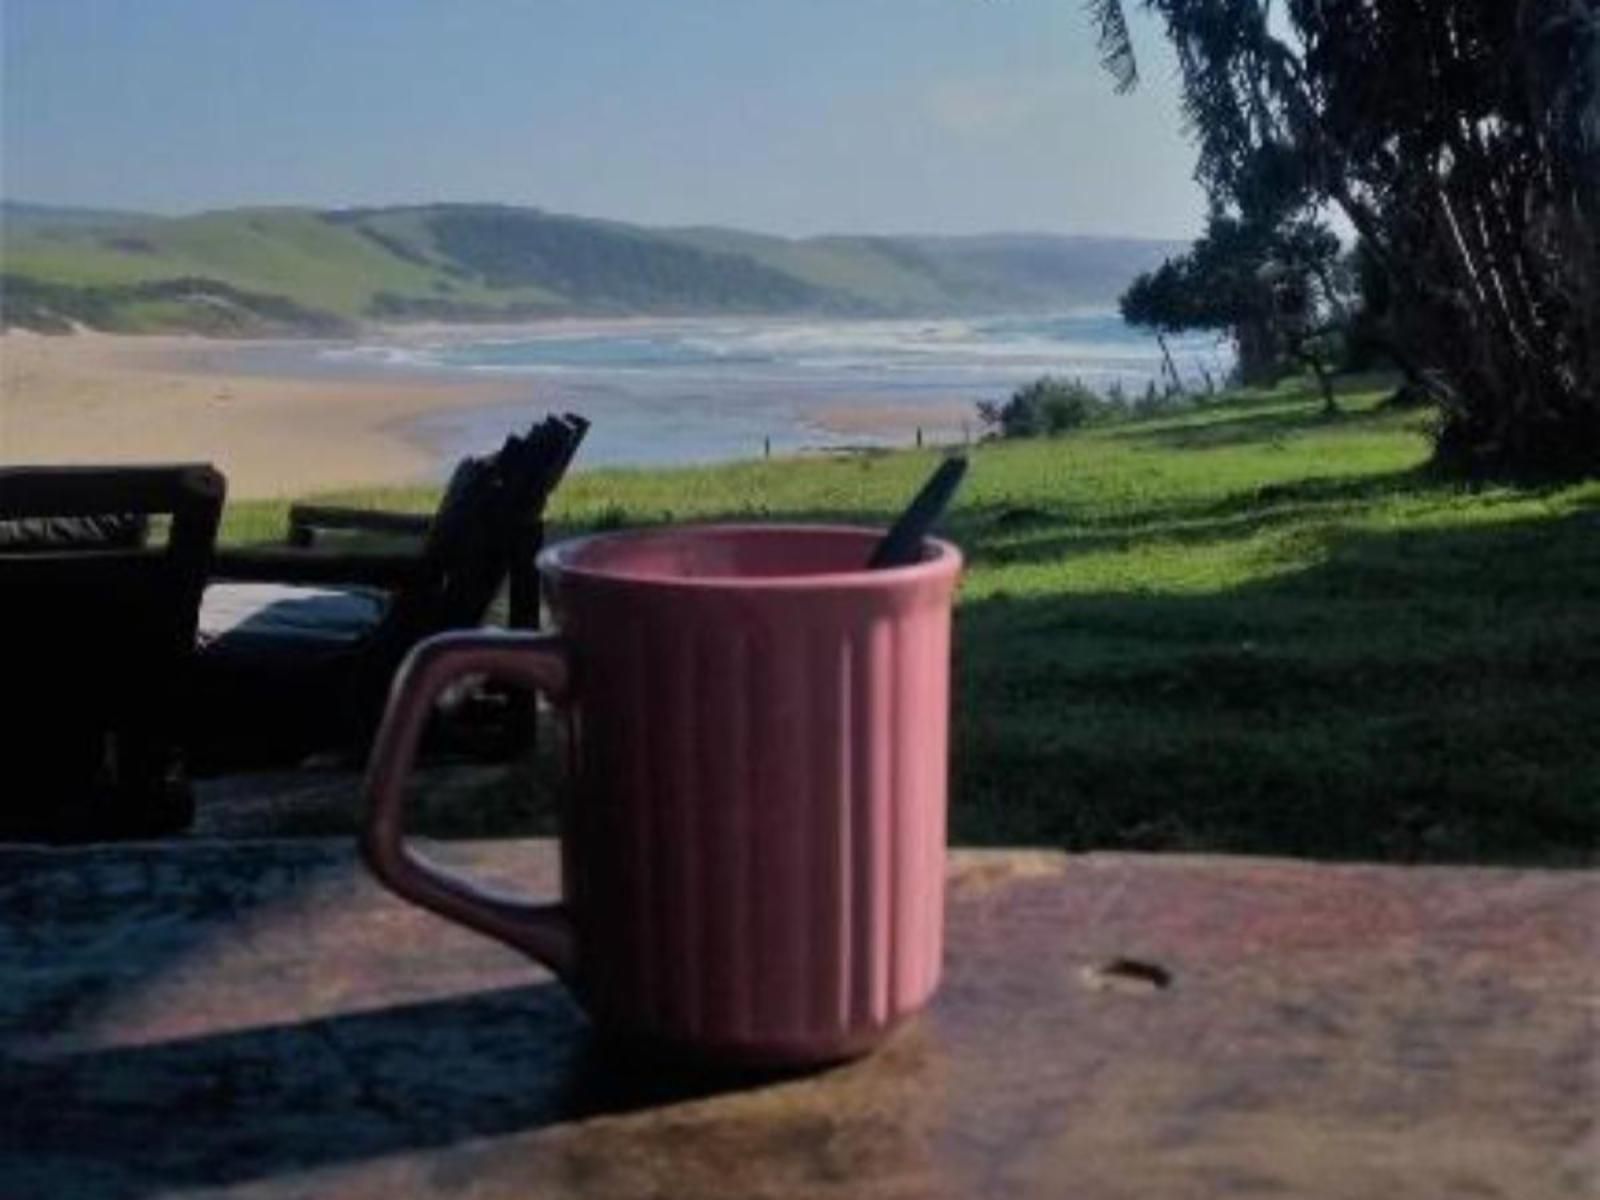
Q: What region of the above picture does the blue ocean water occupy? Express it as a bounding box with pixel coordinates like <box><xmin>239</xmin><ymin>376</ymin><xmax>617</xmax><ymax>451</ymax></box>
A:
<box><xmin>322</xmin><ymin>312</ymin><xmax>1230</xmax><ymax>471</ymax></box>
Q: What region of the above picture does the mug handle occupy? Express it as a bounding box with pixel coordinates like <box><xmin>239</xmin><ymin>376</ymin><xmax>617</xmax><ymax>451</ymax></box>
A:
<box><xmin>361</xmin><ymin>630</ymin><xmax>577</xmax><ymax>979</ymax></box>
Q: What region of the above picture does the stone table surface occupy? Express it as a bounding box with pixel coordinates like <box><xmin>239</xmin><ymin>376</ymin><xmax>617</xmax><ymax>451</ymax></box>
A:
<box><xmin>0</xmin><ymin>839</ymin><xmax>1594</xmax><ymax>1199</ymax></box>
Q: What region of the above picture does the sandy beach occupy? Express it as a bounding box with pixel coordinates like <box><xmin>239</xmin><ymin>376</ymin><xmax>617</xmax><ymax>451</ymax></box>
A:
<box><xmin>0</xmin><ymin>331</ymin><xmax>529</xmax><ymax>499</ymax></box>
<box><xmin>810</xmin><ymin>398</ymin><xmax>977</xmax><ymax>441</ymax></box>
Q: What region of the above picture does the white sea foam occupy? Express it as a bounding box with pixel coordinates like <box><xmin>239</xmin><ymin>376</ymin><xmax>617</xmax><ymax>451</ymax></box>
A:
<box><xmin>320</xmin><ymin>343</ymin><xmax>446</xmax><ymax>370</ymax></box>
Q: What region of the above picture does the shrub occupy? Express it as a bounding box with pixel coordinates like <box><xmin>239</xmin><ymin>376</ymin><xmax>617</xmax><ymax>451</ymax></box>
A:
<box><xmin>977</xmin><ymin>376</ymin><xmax>1109</xmax><ymax>439</ymax></box>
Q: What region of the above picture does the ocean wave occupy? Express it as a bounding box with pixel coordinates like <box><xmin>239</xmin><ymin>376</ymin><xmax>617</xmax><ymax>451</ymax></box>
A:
<box><xmin>318</xmin><ymin>343</ymin><xmax>447</xmax><ymax>370</ymax></box>
<box><xmin>334</xmin><ymin>314</ymin><xmax>1230</xmax><ymax>406</ymax></box>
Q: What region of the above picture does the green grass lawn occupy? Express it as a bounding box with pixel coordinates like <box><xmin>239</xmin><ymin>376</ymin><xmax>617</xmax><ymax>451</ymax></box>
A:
<box><xmin>227</xmin><ymin>375</ymin><xmax>1600</xmax><ymax>864</ymax></box>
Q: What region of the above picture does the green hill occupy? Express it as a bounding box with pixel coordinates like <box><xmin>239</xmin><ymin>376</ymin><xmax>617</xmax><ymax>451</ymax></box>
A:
<box><xmin>0</xmin><ymin>200</ymin><xmax>167</xmax><ymax>235</ymax></box>
<box><xmin>0</xmin><ymin>201</ymin><xmax>1180</xmax><ymax>335</ymax></box>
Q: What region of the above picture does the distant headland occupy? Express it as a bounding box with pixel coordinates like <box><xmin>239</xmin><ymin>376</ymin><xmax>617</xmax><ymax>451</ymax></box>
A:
<box><xmin>0</xmin><ymin>200</ymin><xmax>1180</xmax><ymax>337</ymax></box>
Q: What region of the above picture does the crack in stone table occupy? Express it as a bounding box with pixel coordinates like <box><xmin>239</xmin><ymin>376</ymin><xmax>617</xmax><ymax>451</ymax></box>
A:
<box><xmin>0</xmin><ymin>839</ymin><xmax>1594</xmax><ymax>1198</ymax></box>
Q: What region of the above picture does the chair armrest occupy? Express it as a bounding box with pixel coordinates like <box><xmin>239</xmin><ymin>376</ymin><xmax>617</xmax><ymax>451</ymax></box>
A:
<box><xmin>286</xmin><ymin>504</ymin><xmax>432</xmax><ymax>547</ymax></box>
<box><xmin>212</xmin><ymin>546</ymin><xmax>423</xmax><ymax>588</ymax></box>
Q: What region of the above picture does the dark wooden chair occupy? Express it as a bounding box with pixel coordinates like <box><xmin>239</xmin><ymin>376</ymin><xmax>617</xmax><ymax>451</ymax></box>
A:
<box><xmin>187</xmin><ymin>414</ymin><xmax>587</xmax><ymax>770</ymax></box>
<box><xmin>0</xmin><ymin>463</ymin><xmax>227</xmax><ymax>841</ymax></box>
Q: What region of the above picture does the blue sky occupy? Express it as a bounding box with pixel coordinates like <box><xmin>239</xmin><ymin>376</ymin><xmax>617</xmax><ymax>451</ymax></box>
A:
<box><xmin>2</xmin><ymin>0</ymin><xmax>1204</xmax><ymax>239</ymax></box>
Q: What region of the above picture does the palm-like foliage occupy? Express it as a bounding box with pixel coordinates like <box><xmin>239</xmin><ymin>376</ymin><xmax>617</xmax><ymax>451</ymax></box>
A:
<box><xmin>1094</xmin><ymin>0</ymin><xmax>1600</xmax><ymax>477</ymax></box>
<box><xmin>1086</xmin><ymin>0</ymin><xmax>1138</xmax><ymax>93</ymax></box>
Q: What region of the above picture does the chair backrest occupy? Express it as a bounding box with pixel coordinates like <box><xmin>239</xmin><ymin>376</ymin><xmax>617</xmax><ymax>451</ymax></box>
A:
<box><xmin>0</xmin><ymin>464</ymin><xmax>226</xmax><ymax>837</ymax></box>
<box><xmin>499</xmin><ymin>413</ymin><xmax>589</xmax><ymax>629</ymax></box>
<box><xmin>371</xmin><ymin>414</ymin><xmax>588</xmax><ymax>650</ymax></box>
<box><xmin>0</xmin><ymin>510</ymin><xmax>150</xmax><ymax>552</ymax></box>
<box><xmin>0</xmin><ymin>464</ymin><xmax>226</xmax><ymax>665</ymax></box>
<box><xmin>405</xmin><ymin>452</ymin><xmax>505</xmax><ymax>630</ymax></box>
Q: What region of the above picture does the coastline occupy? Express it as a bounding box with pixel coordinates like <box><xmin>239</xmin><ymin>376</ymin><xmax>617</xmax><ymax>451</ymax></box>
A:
<box><xmin>2</xmin><ymin>312</ymin><xmax>1190</xmax><ymax>494</ymax></box>
<box><xmin>0</xmin><ymin>330</ymin><xmax>532</xmax><ymax>500</ymax></box>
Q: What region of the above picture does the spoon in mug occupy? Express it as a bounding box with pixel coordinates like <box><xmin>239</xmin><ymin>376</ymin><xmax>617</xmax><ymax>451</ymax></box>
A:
<box><xmin>867</xmin><ymin>455</ymin><xmax>968</xmax><ymax>569</ymax></box>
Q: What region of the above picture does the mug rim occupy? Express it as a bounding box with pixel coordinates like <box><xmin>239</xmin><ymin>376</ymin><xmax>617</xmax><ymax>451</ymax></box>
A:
<box><xmin>537</xmin><ymin>522</ymin><xmax>962</xmax><ymax>592</ymax></box>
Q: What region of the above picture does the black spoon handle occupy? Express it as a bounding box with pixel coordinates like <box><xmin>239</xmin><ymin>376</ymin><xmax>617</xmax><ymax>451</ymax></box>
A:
<box><xmin>868</xmin><ymin>456</ymin><xmax>968</xmax><ymax>569</ymax></box>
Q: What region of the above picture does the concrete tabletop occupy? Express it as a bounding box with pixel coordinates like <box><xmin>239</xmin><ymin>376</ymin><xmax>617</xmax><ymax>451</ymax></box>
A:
<box><xmin>0</xmin><ymin>839</ymin><xmax>1593</xmax><ymax>1198</ymax></box>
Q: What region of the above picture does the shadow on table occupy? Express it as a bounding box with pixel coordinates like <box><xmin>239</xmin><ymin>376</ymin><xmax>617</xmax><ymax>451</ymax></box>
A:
<box><xmin>2</xmin><ymin>983</ymin><xmax>791</xmax><ymax>1199</ymax></box>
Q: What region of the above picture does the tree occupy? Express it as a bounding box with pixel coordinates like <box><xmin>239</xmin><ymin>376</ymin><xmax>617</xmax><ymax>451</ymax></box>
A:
<box><xmin>1090</xmin><ymin>0</ymin><xmax>1600</xmax><ymax>478</ymax></box>
<box><xmin>1121</xmin><ymin>210</ymin><xmax>1348</xmax><ymax>413</ymax></box>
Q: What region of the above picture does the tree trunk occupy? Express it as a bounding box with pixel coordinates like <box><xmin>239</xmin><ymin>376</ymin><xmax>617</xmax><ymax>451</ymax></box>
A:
<box><xmin>1294</xmin><ymin>346</ymin><xmax>1339</xmax><ymax>416</ymax></box>
<box><xmin>1156</xmin><ymin>332</ymin><xmax>1184</xmax><ymax>393</ymax></box>
<box><xmin>1233</xmin><ymin>320</ymin><xmax>1280</xmax><ymax>386</ymax></box>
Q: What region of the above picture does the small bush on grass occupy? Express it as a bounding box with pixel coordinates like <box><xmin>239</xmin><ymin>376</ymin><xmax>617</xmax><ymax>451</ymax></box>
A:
<box><xmin>978</xmin><ymin>376</ymin><xmax>1110</xmax><ymax>439</ymax></box>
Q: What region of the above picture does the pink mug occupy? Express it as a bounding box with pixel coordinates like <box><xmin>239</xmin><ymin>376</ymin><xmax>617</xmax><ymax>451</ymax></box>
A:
<box><xmin>361</xmin><ymin>523</ymin><xmax>962</xmax><ymax>1066</ymax></box>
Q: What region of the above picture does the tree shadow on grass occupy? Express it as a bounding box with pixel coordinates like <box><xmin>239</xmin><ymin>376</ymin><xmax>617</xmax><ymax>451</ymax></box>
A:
<box><xmin>1109</xmin><ymin>402</ymin><xmax>1360</xmax><ymax>451</ymax></box>
<box><xmin>959</xmin><ymin>466</ymin><xmax>1452</xmax><ymax>565</ymax></box>
<box><xmin>546</xmin><ymin>466</ymin><xmax>1449</xmax><ymax>565</ymax></box>
<box><xmin>1106</xmin><ymin>374</ymin><xmax>1412</xmax><ymax>452</ymax></box>
<box><xmin>951</xmin><ymin>510</ymin><xmax>1600</xmax><ymax>864</ymax></box>
<box><xmin>547</xmin><ymin>488</ymin><xmax>1600</xmax><ymax>864</ymax></box>
<box><xmin>477</xmin><ymin>477</ymin><xmax>1599</xmax><ymax>867</ymax></box>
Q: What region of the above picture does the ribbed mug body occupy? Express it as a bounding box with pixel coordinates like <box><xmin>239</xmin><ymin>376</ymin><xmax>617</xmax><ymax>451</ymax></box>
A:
<box><xmin>541</xmin><ymin>524</ymin><xmax>960</xmax><ymax>1064</ymax></box>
